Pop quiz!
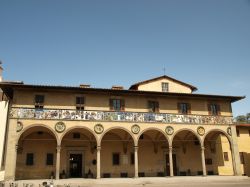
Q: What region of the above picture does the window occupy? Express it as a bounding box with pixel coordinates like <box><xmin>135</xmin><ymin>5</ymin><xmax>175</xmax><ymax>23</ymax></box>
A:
<box><xmin>26</xmin><ymin>153</ymin><xmax>34</xmax><ymax>166</ymax></box>
<box><xmin>112</xmin><ymin>153</ymin><xmax>120</xmax><ymax>165</ymax></box>
<box><xmin>240</xmin><ymin>152</ymin><xmax>245</xmax><ymax>164</ymax></box>
<box><xmin>248</xmin><ymin>130</ymin><xmax>250</xmax><ymax>137</ymax></box>
<box><xmin>162</xmin><ymin>82</ymin><xmax>169</xmax><ymax>92</ymax></box>
<box><xmin>73</xmin><ymin>133</ymin><xmax>80</xmax><ymax>139</ymax></box>
<box><xmin>148</xmin><ymin>101</ymin><xmax>159</xmax><ymax>113</ymax></box>
<box><xmin>237</xmin><ymin>129</ymin><xmax>240</xmax><ymax>137</ymax></box>
<box><xmin>109</xmin><ymin>99</ymin><xmax>125</xmax><ymax>111</ymax></box>
<box><xmin>178</xmin><ymin>103</ymin><xmax>191</xmax><ymax>114</ymax></box>
<box><xmin>76</xmin><ymin>96</ymin><xmax>85</xmax><ymax>110</ymax></box>
<box><xmin>34</xmin><ymin>95</ymin><xmax>44</xmax><ymax>109</ymax></box>
<box><xmin>46</xmin><ymin>153</ymin><xmax>54</xmax><ymax>165</ymax></box>
<box><xmin>223</xmin><ymin>152</ymin><xmax>229</xmax><ymax>161</ymax></box>
<box><xmin>205</xmin><ymin>158</ymin><xmax>213</xmax><ymax>165</ymax></box>
<box><xmin>130</xmin><ymin>153</ymin><xmax>134</xmax><ymax>165</ymax></box>
<box><xmin>208</xmin><ymin>104</ymin><xmax>220</xmax><ymax>115</ymax></box>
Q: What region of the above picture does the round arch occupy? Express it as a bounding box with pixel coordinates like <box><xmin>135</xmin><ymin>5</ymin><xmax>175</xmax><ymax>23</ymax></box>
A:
<box><xmin>16</xmin><ymin>124</ymin><xmax>59</xmax><ymax>145</ymax></box>
<box><xmin>99</xmin><ymin>126</ymin><xmax>136</xmax><ymax>146</ymax></box>
<box><xmin>202</xmin><ymin>129</ymin><xmax>232</xmax><ymax>146</ymax></box>
<box><xmin>203</xmin><ymin>128</ymin><xmax>235</xmax><ymax>176</ymax></box>
<box><xmin>171</xmin><ymin>128</ymin><xmax>202</xmax><ymax>147</ymax></box>
<box><xmin>59</xmin><ymin>125</ymin><xmax>98</xmax><ymax>146</ymax></box>
<box><xmin>137</xmin><ymin>127</ymin><xmax>170</xmax><ymax>147</ymax></box>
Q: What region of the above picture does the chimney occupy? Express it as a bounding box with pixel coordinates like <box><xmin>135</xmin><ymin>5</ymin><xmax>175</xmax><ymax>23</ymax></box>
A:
<box><xmin>0</xmin><ymin>61</ymin><xmax>3</xmax><ymax>82</ymax></box>
<box><xmin>80</xmin><ymin>84</ymin><xmax>91</xmax><ymax>88</ymax></box>
<box><xmin>111</xmin><ymin>85</ymin><xmax>124</xmax><ymax>90</ymax></box>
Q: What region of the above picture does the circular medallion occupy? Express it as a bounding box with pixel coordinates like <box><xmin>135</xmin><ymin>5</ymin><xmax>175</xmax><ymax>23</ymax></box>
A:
<box><xmin>131</xmin><ymin>124</ymin><xmax>140</xmax><ymax>134</ymax></box>
<box><xmin>165</xmin><ymin>126</ymin><xmax>174</xmax><ymax>135</ymax></box>
<box><xmin>55</xmin><ymin>122</ymin><xmax>66</xmax><ymax>133</ymax></box>
<box><xmin>227</xmin><ymin>127</ymin><xmax>232</xmax><ymax>136</ymax></box>
<box><xmin>197</xmin><ymin>126</ymin><xmax>205</xmax><ymax>136</ymax></box>
<box><xmin>16</xmin><ymin>121</ymin><xmax>23</xmax><ymax>132</ymax></box>
<box><xmin>94</xmin><ymin>124</ymin><xmax>104</xmax><ymax>134</ymax></box>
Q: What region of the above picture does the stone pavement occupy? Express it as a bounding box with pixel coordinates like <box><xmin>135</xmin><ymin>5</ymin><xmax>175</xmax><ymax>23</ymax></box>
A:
<box><xmin>2</xmin><ymin>176</ymin><xmax>250</xmax><ymax>187</ymax></box>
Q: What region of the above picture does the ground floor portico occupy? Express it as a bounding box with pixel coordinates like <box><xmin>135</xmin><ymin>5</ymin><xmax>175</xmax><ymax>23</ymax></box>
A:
<box><xmin>3</xmin><ymin>120</ymin><xmax>242</xmax><ymax>180</ymax></box>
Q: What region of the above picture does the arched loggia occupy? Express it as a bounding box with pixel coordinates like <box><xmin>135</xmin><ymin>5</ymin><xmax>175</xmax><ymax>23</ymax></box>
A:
<box><xmin>100</xmin><ymin>128</ymin><xmax>135</xmax><ymax>178</ymax></box>
<box><xmin>203</xmin><ymin>129</ymin><xmax>234</xmax><ymax>176</ymax></box>
<box><xmin>60</xmin><ymin>127</ymin><xmax>97</xmax><ymax>178</ymax></box>
<box><xmin>137</xmin><ymin>128</ymin><xmax>170</xmax><ymax>177</ymax></box>
<box><xmin>171</xmin><ymin>129</ymin><xmax>203</xmax><ymax>176</ymax></box>
<box><xmin>16</xmin><ymin>126</ymin><xmax>57</xmax><ymax>180</ymax></box>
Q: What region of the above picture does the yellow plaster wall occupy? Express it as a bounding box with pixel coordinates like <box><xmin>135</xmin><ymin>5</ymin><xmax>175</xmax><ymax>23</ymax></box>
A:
<box><xmin>12</xmin><ymin>90</ymin><xmax>233</xmax><ymax>117</ymax></box>
<box><xmin>137</xmin><ymin>78</ymin><xmax>192</xmax><ymax>93</ymax></box>
<box><xmin>236</xmin><ymin>127</ymin><xmax>250</xmax><ymax>176</ymax></box>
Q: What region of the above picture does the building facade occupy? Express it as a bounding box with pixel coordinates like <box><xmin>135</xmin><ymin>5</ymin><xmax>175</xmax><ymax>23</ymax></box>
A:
<box><xmin>0</xmin><ymin>73</ymin><xmax>246</xmax><ymax>180</ymax></box>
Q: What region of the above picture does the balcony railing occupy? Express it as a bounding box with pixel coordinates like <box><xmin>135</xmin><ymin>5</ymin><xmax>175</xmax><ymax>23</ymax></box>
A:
<box><xmin>9</xmin><ymin>107</ymin><xmax>233</xmax><ymax>125</ymax></box>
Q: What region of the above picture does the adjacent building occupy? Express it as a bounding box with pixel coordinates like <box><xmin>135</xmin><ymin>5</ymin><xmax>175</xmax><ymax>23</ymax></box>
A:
<box><xmin>0</xmin><ymin>66</ymin><xmax>248</xmax><ymax>180</ymax></box>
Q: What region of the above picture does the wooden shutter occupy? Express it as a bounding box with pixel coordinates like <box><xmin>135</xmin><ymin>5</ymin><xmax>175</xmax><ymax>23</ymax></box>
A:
<box><xmin>177</xmin><ymin>103</ymin><xmax>182</xmax><ymax>114</ymax></box>
<box><xmin>187</xmin><ymin>103</ymin><xmax>191</xmax><ymax>114</ymax></box>
<box><xmin>207</xmin><ymin>104</ymin><xmax>212</xmax><ymax>115</ymax></box>
<box><xmin>155</xmin><ymin>101</ymin><xmax>159</xmax><ymax>113</ymax></box>
<box><xmin>148</xmin><ymin>101</ymin><xmax>152</xmax><ymax>112</ymax></box>
<box><xmin>121</xmin><ymin>99</ymin><xmax>125</xmax><ymax>111</ymax></box>
<box><xmin>109</xmin><ymin>99</ymin><xmax>114</xmax><ymax>111</ymax></box>
<box><xmin>216</xmin><ymin>104</ymin><xmax>221</xmax><ymax>115</ymax></box>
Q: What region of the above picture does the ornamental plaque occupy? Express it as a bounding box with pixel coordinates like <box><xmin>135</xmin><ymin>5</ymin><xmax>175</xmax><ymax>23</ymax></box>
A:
<box><xmin>16</xmin><ymin>121</ymin><xmax>23</xmax><ymax>132</ymax></box>
<box><xmin>55</xmin><ymin>122</ymin><xmax>66</xmax><ymax>133</ymax></box>
<box><xmin>197</xmin><ymin>126</ymin><xmax>205</xmax><ymax>136</ymax></box>
<box><xmin>165</xmin><ymin>126</ymin><xmax>174</xmax><ymax>135</ymax></box>
<box><xmin>227</xmin><ymin>127</ymin><xmax>232</xmax><ymax>136</ymax></box>
<box><xmin>131</xmin><ymin>124</ymin><xmax>140</xmax><ymax>134</ymax></box>
<box><xmin>94</xmin><ymin>124</ymin><xmax>104</xmax><ymax>134</ymax></box>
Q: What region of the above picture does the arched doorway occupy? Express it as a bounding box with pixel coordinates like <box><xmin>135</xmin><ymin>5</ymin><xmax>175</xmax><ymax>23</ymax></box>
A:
<box><xmin>100</xmin><ymin>128</ymin><xmax>135</xmax><ymax>178</ymax></box>
<box><xmin>16</xmin><ymin>126</ymin><xmax>57</xmax><ymax>180</ymax></box>
<box><xmin>138</xmin><ymin>129</ymin><xmax>169</xmax><ymax>177</ymax></box>
<box><xmin>204</xmin><ymin>130</ymin><xmax>234</xmax><ymax>176</ymax></box>
<box><xmin>60</xmin><ymin>127</ymin><xmax>97</xmax><ymax>178</ymax></box>
<box><xmin>172</xmin><ymin>129</ymin><xmax>202</xmax><ymax>176</ymax></box>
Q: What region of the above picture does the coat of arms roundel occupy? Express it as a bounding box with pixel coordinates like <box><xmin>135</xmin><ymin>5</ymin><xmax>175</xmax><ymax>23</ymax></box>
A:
<box><xmin>165</xmin><ymin>126</ymin><xmax>174</xmax><ymax>135</ymax></box>
<box><xmin>55</xmin><ymin>122</ymin><xmax>66</xmax><ymax>133</ymax></box>
<box><xmin>16</xmin><ymin>121</ymin><xmax>23</xmax><ymax>132</ymax></box>
<box><xmin>131</xmin><ymin>124</ymin><xmax>140</xmax><ymax>134</ymax></box>
<box><xmin>197</xmin><ymin>126</ymin><xmax>205</xmax><ymax>136</ymax></box>
<box><xmin>227</xmin><ymin>127</ymin><xmax>232</xmax><ymax>136</ymax></box>
<box><xmin>94</xmin><ymin>124</ymin><xmax>104</xmax><ymax>134</ymax></box>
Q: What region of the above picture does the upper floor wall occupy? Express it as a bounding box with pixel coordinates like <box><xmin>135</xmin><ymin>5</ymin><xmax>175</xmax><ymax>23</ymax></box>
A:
<box><xmin>11</xmin><ymin>89</ymin><xmax>233</xmax><ymax>117</ymax></box>
<box><xmin>129</xmin><ymin>75</ymin><xmax>197</xmax><ymax>93</ymax></box>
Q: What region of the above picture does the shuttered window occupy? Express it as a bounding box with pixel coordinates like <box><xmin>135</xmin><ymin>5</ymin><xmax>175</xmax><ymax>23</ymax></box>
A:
<box><xmin>34</xmin><ymin>95</ymin><xmax>44</xmax><ymax>109</ymax></box>
<box><xmin>76</xmin><ymin>96</ymin><xmax>85</xmax><ymax>110</ymax></box>
<box><xmin>112</xmin><ymin>153</ymin><xmax>120</xmax><ymax>165</ymax></box>
<box><xmin>109</xmin><ymin>99</ymin><xmax>125</xmax><ymax>111</ymax></box>
<box><xmin>148</xmin><ymin>101</ymin><xmax>159</xmax><ymax>113</ymax></box>
<box><xmin>178</xmin><ymin>103</ymin><xmax>191</xmax><ymax>114</ymax></box>
<box><xmin>208</xmin><ymin>104</ymin><xmax>221</xmax><ymax>115</ymax></box>
<box><xmin>240</xmin><ymin>152</ymin><xmax>245</xmax><ymax>164</ymax></box>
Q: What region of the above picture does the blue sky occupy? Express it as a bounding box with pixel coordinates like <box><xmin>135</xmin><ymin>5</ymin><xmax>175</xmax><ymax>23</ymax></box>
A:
<box><xmin>0</xmin><ymin>0</ymin><xmax>249</xmax><ymax>117</ymax></box>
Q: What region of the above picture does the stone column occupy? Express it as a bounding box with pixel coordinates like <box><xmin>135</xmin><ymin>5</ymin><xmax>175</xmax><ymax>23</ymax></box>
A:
<box><xmin>96</xmin><ymin>146</ymin><xmax>101</xmax><ymax>179</ymax></box>
<box><xmin>201</xmin><ymin>146</ymin><xmax>207</xmax><ymax>176</ymax></box>
<box><xmin>169</xmin><ymin>146</ymin><xmax>174</xmax><ymax>177</ymax></box>
<box><xmin>134</xmin><ymin>146</ymin><xmax>139</xmax><ymax>178</ymax></box>
<box><xmin>230</xmin><ymin>125</ymin><xmax>242</xmax><ymax>176</ymax></box>
<box><xmin>56</xmin><ymin>146</ymin><xmax>61</xmax><ymax>180</ymax></box>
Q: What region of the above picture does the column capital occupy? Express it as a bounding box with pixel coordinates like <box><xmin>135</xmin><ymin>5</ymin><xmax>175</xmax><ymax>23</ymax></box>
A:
<box><xmin>134</xmin><ymin>146</ymin><xmax>138</xmax><ymax>151</ymax></box>
<box><xmin>97</xmin><ymin>146</ymin><xmax>101</xmax><ymax>151</ymax></box>
<box><xmin>56</xmin><ymin>146</ymin><xmax>61</xmax><ymax>152</ymax></box>
<box><xmin>201</xmin><ymin>146</ymin><xmax>205</xmax><ymax>151</ymax></box>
